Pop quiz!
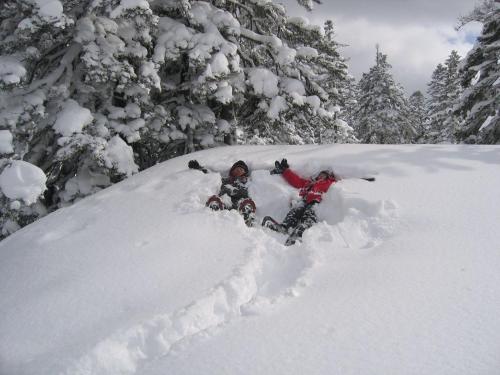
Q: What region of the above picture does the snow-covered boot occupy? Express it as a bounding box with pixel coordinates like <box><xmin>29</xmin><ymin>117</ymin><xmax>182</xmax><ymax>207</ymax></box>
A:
<box><xmin>285</xmin><ymin>221</ymin><xmax>311</xmax><ymax>246</ymax></box>
<box><xmin>285</xmin><ymin>232</ymin><xmax>300</xmax><ymax>246</ymax></box>
<box><xmin>261</xmin><ymin>216</ymin><xmax>287</xmax><ymax>234</ymax></box>
<box><xmin>238</xmin><ymin>198</ymin><xmax>256</xmax><ymax>226</ymax></box>
<box><xmin>206</xmin><ymin>195</ymin><xmax>224</xmax><ymax>211</ymax></box>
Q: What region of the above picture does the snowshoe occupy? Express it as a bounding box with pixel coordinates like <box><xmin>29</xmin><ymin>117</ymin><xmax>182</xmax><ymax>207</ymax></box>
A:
<box><xmin>206</xmin><ymin>195</ymin><xmax>224</xmax><ymax>211</ymax></box>
<box><xmin>285</xmin><ymin>234</ymin><xmax>299</xmax><ymax>246</ymax></box>
<box><xmin>284</xmin><ymin>224</ymin><xmax>307</xmax><ymax>246</ymax></box>
<box><xmin>261</xmin><ymin>216</ymin><xmax>287</xmax><ymax>234</ymax></box>
<box><xmin>238</xmin><ymin>198</ymin><xmax>256</xmax><ymax>227</ymax></box>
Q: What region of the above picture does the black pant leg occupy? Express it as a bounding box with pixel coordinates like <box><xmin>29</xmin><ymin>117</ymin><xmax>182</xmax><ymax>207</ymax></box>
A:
<box><xmin>292</xmin><ymin>205</ymin><xmax>317</xmax><ymax>239</ymax></box>
<box><xmin>282</xmin><ymin>206</ymin><xmax>305</xmax><ymax>229</ymax></box>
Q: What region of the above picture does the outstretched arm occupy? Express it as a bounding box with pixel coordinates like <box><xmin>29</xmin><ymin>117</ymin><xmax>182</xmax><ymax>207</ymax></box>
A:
<box><xmin>282</xmin><ymin>168</ymin><xmax>309</xmax><ymax>188</ymax></box>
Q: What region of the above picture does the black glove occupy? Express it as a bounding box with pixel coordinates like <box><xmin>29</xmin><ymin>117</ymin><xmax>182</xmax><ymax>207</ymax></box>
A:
<box><xmin>188</xmin><ymin>160</ymin><xmax>201</xmax><ymax>170</ymax></box>
<box><xmin>188</xmin><ymin>160</ymin><xmax>208</xmax><ymax>173</ymax></box>
<box><xmin>270</xmin><ymin>158</ymin><xmax>289</xmax><ymax>175</ymax></box>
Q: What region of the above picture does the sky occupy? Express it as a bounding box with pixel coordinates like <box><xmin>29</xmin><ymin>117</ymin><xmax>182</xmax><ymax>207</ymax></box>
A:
<box><xmin>280</xmin><ymin>0</ymin><xmax>483</xmax><ymax>95</ymax></box>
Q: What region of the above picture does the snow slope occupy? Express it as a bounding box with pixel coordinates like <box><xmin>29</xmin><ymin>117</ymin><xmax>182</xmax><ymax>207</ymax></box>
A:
<box><xmin>1</xmin><ymin>144</ymin><xmax>500</xmax><ymax>375</ymax></box>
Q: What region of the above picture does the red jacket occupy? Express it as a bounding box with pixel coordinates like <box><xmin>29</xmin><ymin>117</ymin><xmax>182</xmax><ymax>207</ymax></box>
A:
<box><xmin>282</xmin><ymin>169</ymin><xmax>336</xmax><ymax>204</ymax></box>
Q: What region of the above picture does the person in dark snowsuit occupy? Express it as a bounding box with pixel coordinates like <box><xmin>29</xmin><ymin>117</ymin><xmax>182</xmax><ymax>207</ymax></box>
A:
<box><xmin>263</xmin><ymin>158</ymin><xmax>337</xmax><ymax>245</ymax></box>
<box><xmin>188</xmin><ymin>159</ymin><xmax>256</xmax><ymax>226</ymax></box>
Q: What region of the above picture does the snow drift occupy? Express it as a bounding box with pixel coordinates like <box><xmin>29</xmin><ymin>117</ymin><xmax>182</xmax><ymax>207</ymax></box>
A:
<box><xmin>1</xmin><ymin>144</ymin><xmax>500</xmax><ymax>375</ymax></box>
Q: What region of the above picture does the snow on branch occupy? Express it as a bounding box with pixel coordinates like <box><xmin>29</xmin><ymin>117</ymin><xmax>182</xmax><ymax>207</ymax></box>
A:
<box><xmin>296</xmin><ymin>0</ymin><xmax>322</xmax><ymax>11</ymax></box>
<box><xmin>456</xmin><ymin>0</ymin><xmax>496</xmax><ymax>29</ymax></box>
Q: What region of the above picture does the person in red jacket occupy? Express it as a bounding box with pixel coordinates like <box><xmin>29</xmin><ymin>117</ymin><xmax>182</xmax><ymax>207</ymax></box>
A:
<box><xmin>262</xmin><ymin>159</ymin><xmax>337</xmax><ymax>245</ymax></box>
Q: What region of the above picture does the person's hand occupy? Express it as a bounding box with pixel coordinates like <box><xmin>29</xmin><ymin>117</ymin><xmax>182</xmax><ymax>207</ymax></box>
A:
<box><xmin>188</xmin><ymin>160</ymin><xmax>201</xmax><ymax>170</ymax></box>
<box><xmin>270</xmin><ymin>159</ymin><xmax>289</xmax><ymax>175</ymax></box>
<box><xmin>270</xmin><ymin>160</ymin><xmax>283</xmax><ymax>175</ymax></box>
<box><xmin>280</xmin><ymin>158</ymin><xmax>289</xmax><ymax>170</ymax></box>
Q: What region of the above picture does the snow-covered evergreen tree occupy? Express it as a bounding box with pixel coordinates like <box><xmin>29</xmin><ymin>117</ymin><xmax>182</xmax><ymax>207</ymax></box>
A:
<box><xmin>233</xmin><ymin>7</ymin><xmax>354</xmax><ymax>144</ymax></box>
<box><xmin>0</xmin><ymin>0</ymin><xmax>158</xmax><ymax>238</ymax></box>
<box><xmin>426</xmin><ymin>50</ymin><xmax>463</xmax><ymax>143</ymax></box>
<box><xmin>408</xmin><ymin>90</ymin><xmax>426</xmax><ymax>142</ymax></box>
<box><xmin>441</xmin><ymin>50</ymin><xmax>464</xmax><ymax>142</ymax></box>
<box><xmin>316</xmin><ymin>20</ymin><xmax>357</xmax><ymax>143</ymax></box>
<box><xmin>0</xmin><ymin>0</ymin><xmax>353</xmax><ymax>238</ymax></box>
<box><xmin>425</xmin><ymin>63</ymin><xmax>448</xmax><ymax>142</ymax></box>
<box><xmin>332</xmin><ymin>73</ymin><xmax>359</xmax><ymax>144</ymax></box>
<box><xmin>0</xmin><ymin>1</ymin><xmax>84</xmax><ymax>236</ymax></box>
<box><xmin>296</xmin><ymin>0</ymin><xmax>322</xmax><ymax>11</ymax></box>
<box><xmin>456</xmin><ymin>1</ymin><xmax>499</xmax><ymax>144</ymax></box>
<box><xmin>354</xmin><ymin>47</ymin><xmax>415</xmax><ymax>144</ymax></box>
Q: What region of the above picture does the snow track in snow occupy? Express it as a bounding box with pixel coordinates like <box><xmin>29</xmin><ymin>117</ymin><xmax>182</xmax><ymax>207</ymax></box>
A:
<box><xmin>62</xmin><ymin>223</ymin><xmax>317</xmax><ymax>375</ymax></box>
<box><xmin>63</xmin><ymin>189</ymin><xmax>396</xmax><ymax>375</ymax></box>
<box><xmin>4</xmin><ymin>145</ymin><xmax>500</xmax><ymax>375</ymax></box>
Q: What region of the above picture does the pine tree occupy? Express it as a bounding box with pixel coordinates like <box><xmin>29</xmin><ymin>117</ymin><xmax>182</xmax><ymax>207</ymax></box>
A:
<box><xmin>441</xmin><ymin>50</ymin><xmax>463</xmax><ymax>142</ymax></box>
<box><xmin>408</xmin><ymin>90</ymin><xmax>426</xmax><ymax>142</ymax></box>
<box><xmin>0</xmin><ymin>0</ymin><xmax>354</xmax><ymax>237</ymax></box>
<box><xmin>354</xmin><ymin>47</ymin><xmax>415</xmax><ymax>144</ymax></box>
<box><xmin>315</xmin><ymin>20</ymin><xmax>357</xmax><ymax>143</ymax></box>
<box><xmin>425</xmin><ymin>63</ymin><xmax>448</xmax><ymax>142</ymax></box>
<box><xmin>456</xmin><ymin>2</ymin><xmax>499</xmax><ymax>144</ymax></box>
<box><xmin>231</xmin><ymin>6</ymin><xmax>354</xmax><ymax>144</ymax></box>
<box><xmin>426</xmin><ymin>51</ymin><xmax>463</xmax><ymax>143</ymax></box>
<box><xmin>296</xmin><ymin>0</ymin><xmax>322</xmax><ymax>11</ymax></box>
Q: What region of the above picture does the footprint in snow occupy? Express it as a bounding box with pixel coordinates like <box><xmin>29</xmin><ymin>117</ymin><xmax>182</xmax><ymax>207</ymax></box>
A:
<box><xmin>62</xmin><ymin>228</ymin><xmax>315</xmax><ymax>375</ymax></box>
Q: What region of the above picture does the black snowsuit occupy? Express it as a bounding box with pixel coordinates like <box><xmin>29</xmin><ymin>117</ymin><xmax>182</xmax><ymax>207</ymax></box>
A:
<box><xmin>203</xmin><ymin>160</ymin><xmax>256</xmax><ymax>226</ymax></box>
<box><xmin>218</xmin><ymin>176</ymin><xmax>250</xmax><ymax>209</ymax></box>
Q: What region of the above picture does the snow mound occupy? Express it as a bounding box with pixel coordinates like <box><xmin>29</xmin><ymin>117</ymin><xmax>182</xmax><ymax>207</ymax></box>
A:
<box><xmin>0</xmin><ymin>129</ymin><xmax>14</xmax><ymax>154</ymax></box>
<box><xmin>0</xmin><ymin>56</ymin><xmax>27</xmax><ymax>85</ymax></box>
<box><xmin>63</xmin><ymin>225</ymin><xmax>315</xmax><ymax>375</ymax></box>
<box><xmin>61</xmin><ymin>163</ymin><xmax>396</xmax><ymax>375</ymax></box>
<box><xmin>53</xmin><ymin>99</ymin><xmax>94</xmax><ymax>136</ymax></box>
<box><xmin>0</xmin><ymin>160</ymin><xmax>46</xmax><ymax>204</ymax></box>
<box><xmin>3</xmin><ymin>145</ymin><xmax>499</xmax><ymax>375</ymax></box>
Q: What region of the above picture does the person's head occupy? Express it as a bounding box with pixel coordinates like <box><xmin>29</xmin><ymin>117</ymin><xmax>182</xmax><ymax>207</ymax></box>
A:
<box><xmin>316</xmin><ymin>170</ymin><xmax>335</xmax><ymax>181</ymax></box>
<box><xmin>229</xmin><ymin>160</ymin><xmax>249</xmax><ymax>178</ymax></box>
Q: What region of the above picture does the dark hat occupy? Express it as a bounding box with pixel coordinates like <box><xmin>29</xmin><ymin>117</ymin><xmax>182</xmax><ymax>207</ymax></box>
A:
<box><xmin>230</xmin><ymin>160</ymin><xmax>249</xmax><ymax>176</ymax></box>
<box><xmin>317</xmin><ymin>170</ymin><xmax>335</xmax><ymax>179</ymax></box>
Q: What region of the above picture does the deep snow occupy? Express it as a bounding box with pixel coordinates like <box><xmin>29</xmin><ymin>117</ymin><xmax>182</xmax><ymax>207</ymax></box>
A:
<box><xmin>1</xmin><ymin>144</ymin><xmax>500</xmax><ymax>375</ymax></box>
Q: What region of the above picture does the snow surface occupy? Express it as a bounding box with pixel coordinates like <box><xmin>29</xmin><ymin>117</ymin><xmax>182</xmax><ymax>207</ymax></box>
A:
<box><xmin>471</xmin><ymin>70</ymin><xmax>481</xmax><ymax>86</ymax></box>
<box><xmin>0</xmin><ymin>56</ymin><xmax>26</xmax><ymax>85</ymax></box>
<box><xmin>103</xmin><ymin>135</ymin><xmax>138</xmax><ymax>177</ymax></box>
<box><xmin>110</xmin><ymin>0</ymin><xmax>151</xmax><ymax>19</ymax></box>
<box><xmin>1</xmin><ymin>144</ymin><xmax>500</xmax><ymax>375</ymax></box>
<box><xmin>0</xmin><ymin>160</ymin><xmax>46</xmax><ymax>204</ymax></box>
<box><xmin>268</xmin><ymin>95</ymin><xmax>288</xmax><ymax>119</ymax></box>
<box><xmin>18</xmin><ymin>0</ymin><xmax>69</xmax><ymax>29</ymax></box>
<box><xmin>34</xmin><ymin>0</ymin><xmax>64</xmax><ymax>20</ymax></box>
<box><xmin>0</xmin><ymin>129</ymin><xmax>14</xmax><ymax>154</ymax></box>
<box><xmin>478</xmin><ymin>115</ymin><xmax>494</xmax><ymax>132</ymax></box>
<box><xmin>53</xmin><ymin>99</ymin><xmax>94</xmax><ymax>137</ymax></box>
<box><xmin>248</xmin><ymin>68</ymin><xmax>279</xmax><ymax>98</ymax></box>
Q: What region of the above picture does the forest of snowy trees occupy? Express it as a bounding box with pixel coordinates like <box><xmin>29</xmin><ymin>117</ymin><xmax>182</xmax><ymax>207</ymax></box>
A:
<box><xmin>0</xmin><ymin>0</ymin><xmax>498</xmax><ymax>237</ymax></box>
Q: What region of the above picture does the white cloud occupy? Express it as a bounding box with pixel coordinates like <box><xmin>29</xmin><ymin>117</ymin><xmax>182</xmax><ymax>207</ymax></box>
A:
<box><xmin>332</xmin><ymin>16</ymin><xmax>479</xmax><ymax>94</ymax></box>
<box><xmin>280</xmin><ymin>0</ymin><xmax>482</xmax><ymax>95</ymax></box>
